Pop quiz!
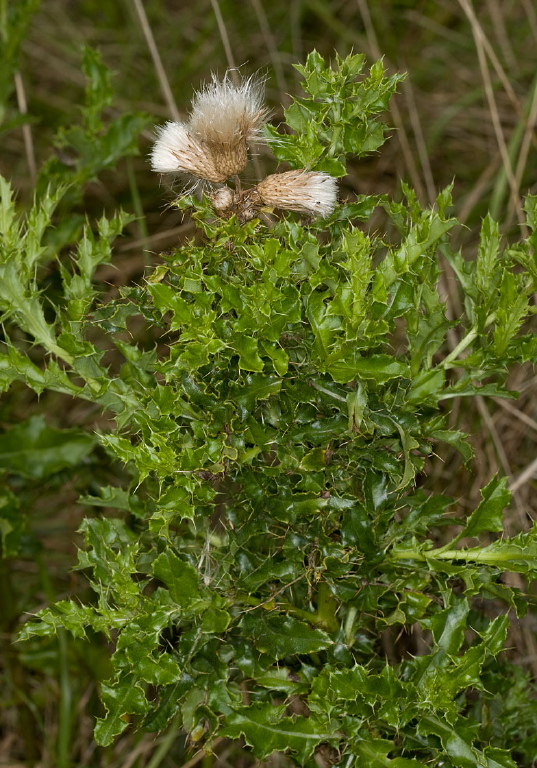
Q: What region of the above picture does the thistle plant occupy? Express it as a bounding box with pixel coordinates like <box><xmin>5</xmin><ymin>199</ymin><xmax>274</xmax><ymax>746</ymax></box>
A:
<box><xmin>5</xmin><ymin>50</ymin><xmax>537</xmax><ymax>767</ymax></box>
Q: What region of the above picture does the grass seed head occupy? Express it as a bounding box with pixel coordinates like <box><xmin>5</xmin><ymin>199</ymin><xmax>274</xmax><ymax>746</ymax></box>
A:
<box><xmin>257</xmin><ymin>170</ymin><xmax>338</xmax><ymax>218</ymax></box>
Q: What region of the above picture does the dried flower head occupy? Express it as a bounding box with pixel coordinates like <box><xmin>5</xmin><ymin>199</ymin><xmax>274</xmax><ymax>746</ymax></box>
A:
<box><xmin>257</xmin><ymin>170</ymin><xmax>338</xmax><ymax>218</ymax></box>
<box><xmin>150</xmin><ymin>121</ymin><xmax>226</xmax><ymax>184</ymax></box>
<box><xmin>151</xmin><ymin>73</ymin><xmax>270</xmax><ymax>185</ymax></box>
<box><xmin>189</xmin><ymin>73</ymin><xmax>269</xmax><ymax>178</ymax></box>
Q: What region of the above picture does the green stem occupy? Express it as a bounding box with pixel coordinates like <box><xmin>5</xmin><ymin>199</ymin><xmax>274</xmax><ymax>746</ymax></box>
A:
<box><xmin>0</xmin><ymin>558</ymin><xmax>41</xmax><ymax>765</ymax></box>
<box><xmin>236</xmin><ymin>592</ymin><xmax>326</xmax><ymax>627</ymax></box>
<box><xmin>48</xmin><ymin>343</ymin><xmax>74</xmax><ymax>367</ymax></box>
<box><xmin>327</xmin><ymin>125</ymin><xmax>342</xmax><ymax>157</ymax></box>
<box><xmin>441</xmin><ymin>312</ymin><xmax>496</xmax><ymax>368</ymax></box>
<box><xmin>391</xmin><ymin>546</ymin><xmax>520</xmax><ymax>565</ymax></box>
<box><xmin>37</xmin><ymin>555</ymin><xmax>72</xmax><ymax>768</ymax></box>
<box><xmin>316</xmin><ymin>581</ymin><xmax>339</xmax><ymax>633</ymax></box>
<box><xmin>126</xmin><ymin>158</ymin><xmax>151</xmax><ymax>266</ymax></box>
<box><xmin>344</xmin><ymin>606</ymin><xmax>358</xmax><ymax>646</ymax></box>
<box><xmin>18</xmin><ymin>312</ymin><xmax>74</xmax><ymax>367</ymax></box>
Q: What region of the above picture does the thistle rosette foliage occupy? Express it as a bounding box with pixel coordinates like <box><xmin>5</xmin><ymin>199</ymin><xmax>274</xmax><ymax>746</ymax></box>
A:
<box><xmin>9</xmin><ymin>52</ymin><xmax>537</xmax><ymax>766</ymax></box>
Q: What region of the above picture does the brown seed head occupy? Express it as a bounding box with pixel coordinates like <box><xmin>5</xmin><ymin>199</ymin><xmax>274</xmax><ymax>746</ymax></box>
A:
<box><xmin>150</xmin><ymin>121</ymin><xmax>226</xmax><ymax>183</ymax></box>
<box><xmin>257</xmin><ymin>170</ymin><xmax>338</xmax><ymax>218</ymax></box>
<box><xmin>189</xmin><ymin>73</ymin><xmax>269</xmax><ymax>177</ymax></box>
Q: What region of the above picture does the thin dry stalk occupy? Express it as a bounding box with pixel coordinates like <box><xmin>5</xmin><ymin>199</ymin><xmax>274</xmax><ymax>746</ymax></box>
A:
<box><xmin>459</xmin><ymin>0</ymin><xmax>526</xmax><ymax>233</ymax></box>
<box><xmin>521</xmin><ymin>0</ymin><xmax>537</xmax><ymax>42</ymax></box>
<box><xmin>517</xmin><ymin>371</ymin><xmax>537</xmax><ymax>397</ymax></box>
<box><xmin>457</xmin><ymin>0</ymin><xmax>537</xmax><ymax>153</ymax></box>
<box><xmin>250</xmin><ymin>0</ymin><xmax>288</xmax><ymax>99</ymax></box>
<box><xmin>513</xmin><ymin>74</ymin><xmax>537</xmax><ymax>212</ymax></box>
<box><xmin>485</xmin><ymin>0</ymin><xmax>517</xmax><ymax>71</ymax></box>
<box><xmin>118</xmin><ymin>732</ymin><xmax>163</xmax><ymax>768</ymax></box>
<box><xmin>130</xmin><ymin>0</ymin><xmax>180</xmax><ymax>121</ymax></box>
<box><xmin>355</xmin><ymin>0</ymin><xmax>427</xmax><ymax>203</ymax></box>
<box><xmin>521</xmin><ymin>623</ymin><xmax>537</xmax><ymax>680</ymax></box>
<box><xmin>71</xmin><ymin>683</ymin><xmax>97</xmax><ymax>766</ymax></box>
<box><xmin>456</xmin><ymin>157</ymin><xmax>501</xmax><ymax>228</ymax></box>
<box><xmin>118</xmin><ymin>222</ymin><xmax>195</xmax><ymax>252</ymax></box>
<box><xmin>290</xmin><ymin>0</ymin><xmax>303</xmax><ymax>70</ymax></box>
<box><xmin>401</xmin><ymin>75</ymin><xmax>436</xmax><ymax>204</ymax></box>
<box><xmin>509</xmin><ymin>454</ymin><xmax>537</xmax><ymax>495</ymax></box>
<box><xmin>405</xmin><ymin>8</ymin><xmax>467</xmax><ymax>46</ymax></box>
<box><xmin>210</xmin><ymin>0</ymin><xmax>238</xmax><ymax>76</ymax></box>
<box><xmin>14</xmin><ymin>71</ymin><xmax>36</xmax><ymax>181</ymax></box>
<box><xmin>494</xmin><ymin>398</ymin><xmax>537</xmax><ymax>435</ymax></box>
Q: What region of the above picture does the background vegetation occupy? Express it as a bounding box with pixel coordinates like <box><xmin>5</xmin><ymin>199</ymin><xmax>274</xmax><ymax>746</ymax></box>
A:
<box><xmin>1</xmin><ymin>1</ymin><xmax>537</xmax><ymax>767</ymax></box>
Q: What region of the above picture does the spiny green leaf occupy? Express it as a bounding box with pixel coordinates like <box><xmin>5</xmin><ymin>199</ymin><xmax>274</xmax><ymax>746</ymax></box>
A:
<box><xmin>152</xmin><ymin>550</ymin><xmax>201</xmax><ymax>607</ymax></box>
<box><xmin>459</xmin><ymin>474</ymin><xmax>510</xmax><ymax>540</ymax></box>
<box><xmin>430</xmin><ymin>428</ymin><xmax>473</xmax><ymax>463</ymax></box>
<box><xmin>0</xmin><ymin>415</ymin><xmax>95</xmax><ymax>479</ymax></box>
<box><xmin>326</xmin><ymin>353</ymin><xmax>408</xmax><ymax>384</ymax></box>
<box><xmin>356</xmin><ymin>739</ymin><xmax>424</xmax><ymax>768</ymax></box>
<box><xmin>240</xmin><ymin>613</ymin><xmax>332</xmax><ymax>657</ymax></box>
<box><xmin>95</xmin><ymin>675</ymin><xmax>151</xmax><ymax>746</ymax></box>
<box><xmin>476</xmin><ymin>213</ymin><xmax>500</xmax><ymax>299</ymax></box>
<box><xmin>223</xmin><ymin>703</ymin><xmax>337</xmax><ymax>761</ymax></box>
<box><xmin>427</xmin><ymin>596</ymin><xmax>469</xmax><ymax>655</ymax></box>
<box><xmin>417</xmin><ymin>716</ymin><xmax>483</xmax><ymax>768</ymax></box>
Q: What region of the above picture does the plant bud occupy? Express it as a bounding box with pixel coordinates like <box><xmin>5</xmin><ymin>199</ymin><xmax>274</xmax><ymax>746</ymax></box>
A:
<box><xmin>209</xmin><ymin>186</ymin><xmax>235</xmax><ymax>212</ymax></box>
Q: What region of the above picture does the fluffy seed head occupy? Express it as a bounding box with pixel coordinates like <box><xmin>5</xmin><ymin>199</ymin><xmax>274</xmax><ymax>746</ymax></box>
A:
<box><xmin>257</xmin><ymin>170</ymin><xmax>338</xmax><ymax>218</ymax></box>
<box><xmin>150</xmin><ymin>121</ymin><xmax>226</xmax><ymax>184</ymax></box>
<box><xmin>189</xmin><ymin>73</ymin><xmax>269</xmax><ymax>177</ymax></box>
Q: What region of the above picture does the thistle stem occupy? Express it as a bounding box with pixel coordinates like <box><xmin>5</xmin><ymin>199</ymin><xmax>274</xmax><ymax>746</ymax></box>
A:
<box><xmin>390</xmin><ymin>546</ymin><xmax>520</xmax><ymax>565</ymax></box>
<box><xmin>441</xmin><ymin>312</ymin><xmax>496</xmax><ymax>368</ymax></box>
<box><xmin>316</xmin><ymin>582</ymin><xmax>339</xmax><ymax>633</ymax></box>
